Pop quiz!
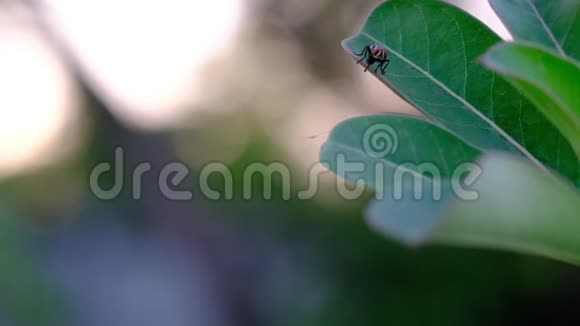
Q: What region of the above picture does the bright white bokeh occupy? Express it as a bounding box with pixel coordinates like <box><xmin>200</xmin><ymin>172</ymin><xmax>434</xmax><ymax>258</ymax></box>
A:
<box><xmin>43</xmin><ymin>0</ymin><xmax>245</xmax><ymax>128</ymax></box>
<box><xmin>0</xmin><ymin>0</ymin><xmax>244</xmax><ymax>177</ymax></box>
<box><xmin>446</xmin><ymin>0</ymin><xmax>511</xmax><ymax>39</ymax></box>
<box><xmin>0</xmin><ymin>19</ymin><xmax>78</xmax><ymax>178</ymax></box>
<box><xmin>0</xmin><ymin>0</ymin><xmax>510</xmax><ymax>179</ymax></box>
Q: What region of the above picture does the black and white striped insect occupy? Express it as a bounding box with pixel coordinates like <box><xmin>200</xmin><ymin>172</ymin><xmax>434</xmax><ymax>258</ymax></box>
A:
<box><xmin>355</xmin><ymin>44</ymin><xmax>390</xmax><ymax>75</ymax></box>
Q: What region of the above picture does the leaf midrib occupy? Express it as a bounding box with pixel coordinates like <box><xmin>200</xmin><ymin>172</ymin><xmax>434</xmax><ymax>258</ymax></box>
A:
<box><xmin>359</xmin><ymin>31</ymin><xmax>550</xmax><ymax>174</ymax></box>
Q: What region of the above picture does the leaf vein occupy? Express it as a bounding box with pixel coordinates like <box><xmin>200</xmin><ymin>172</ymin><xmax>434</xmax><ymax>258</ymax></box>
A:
<box><xmin>527</xmin><ymin>0</ymin><xmax>567</xmax><ymax>56</ymax></box>
<box><xmin>444</xmin><ymin>9</ymin><xmax>468</xmax><ymax>98</ymax></box>
<box><xmin>560</xmin><ymin>6</ymin><xmax>579</xmax><ymax>52</ymax></box>
<box><xmin>518</xmin><ymin>97</ymin><xmax>527</xmax><ymax>148</ymax></box>
<box><xmin>415</xmin><ymin>4</ymin><xmax>431</xmax><ymax>72</ymax></box>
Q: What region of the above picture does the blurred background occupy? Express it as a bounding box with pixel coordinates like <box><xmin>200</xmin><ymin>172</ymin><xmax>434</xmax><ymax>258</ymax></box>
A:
<box><xmin>1</xmin><ymin>0</ymin><xmax>579</xmax><ymax>325</ymax></box>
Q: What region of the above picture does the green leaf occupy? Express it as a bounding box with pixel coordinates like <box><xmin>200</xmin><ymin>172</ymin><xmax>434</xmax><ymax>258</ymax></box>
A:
<box><xmin>367</xmin><ymin>152</ymin><xmax>580</xmax><ymax>265</ymax></box>
<box><xmin>320</xmin><ymin>113</ymin><xmax>481</xmax><ymax>189</ymax></box>
<box><xmin>490</xmin><ymin>0</ymin><xmax>580</xmax><ymax>61</ymax></box>
<box><xmin>481</xmin><ymin>42</ymin><xmax>580</xmax><ymax>156</ymax></box>
<box><xmin>342</xmin><ymin>0</ymin><xmax>578</xmax><ymax>185</ymax></box>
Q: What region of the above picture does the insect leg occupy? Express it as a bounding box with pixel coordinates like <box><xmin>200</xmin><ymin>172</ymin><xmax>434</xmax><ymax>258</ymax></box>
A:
<box><xmin>354</xmin><ymin>46</ymin><xmax>369</xmax><ymax>57</ymax></box>
<box><xmin>381</xmin><ymin>60</ymin><xmax>390</xmax><ymax>74</ymax></box>
<box><xmin>356</xmin><ymin>46</ymin><xmax>369</xmax><ymax>64</ymax></box>
<box><xmin>364</xmin><ymin>57</ymin><xmax>376</xmax><ymax>72</ymax></box>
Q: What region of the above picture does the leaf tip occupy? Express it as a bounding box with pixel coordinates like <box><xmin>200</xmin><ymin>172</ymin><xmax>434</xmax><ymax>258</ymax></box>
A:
<box><xmin>341</xmin><ymin>37</ymin><xmax>356</xmax><ymax>57</ymax></box>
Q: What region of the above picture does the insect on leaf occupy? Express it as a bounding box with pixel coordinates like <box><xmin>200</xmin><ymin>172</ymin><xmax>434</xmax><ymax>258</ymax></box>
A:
<box><xmin>342</xmin><ymin>0</ymin><xmax>578</xmax><ymax>185</ymax></box>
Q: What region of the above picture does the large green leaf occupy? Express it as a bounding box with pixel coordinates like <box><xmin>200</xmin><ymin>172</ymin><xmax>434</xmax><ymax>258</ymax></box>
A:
<box><xmin>367</xmin><ymin>153</ymin><xmax>580</xmax><ymax>265</ymax></box>
<box><xmin>490</xmin><ymin>0</ymin><xmax>580</xmax><ymax>61</ymax></box>
<box><xmin>342</xmin><ymin>0</ymin><xmax>578</xmax><ymax>185</ymax></box>
<box><xmin>320</xmin><ymin>114</ymin><xmax>481</xmax><ymax>190</ymax></box>
<box><xmin>481</xmin><ymin>43</ymin><xmax>580</xmax><ymax>156</ymax></box>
